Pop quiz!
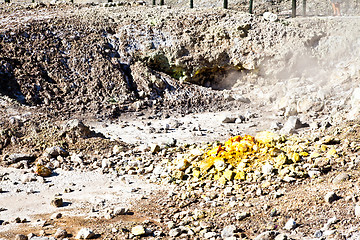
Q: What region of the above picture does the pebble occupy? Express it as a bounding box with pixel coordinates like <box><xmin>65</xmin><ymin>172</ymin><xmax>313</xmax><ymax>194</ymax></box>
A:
<box><xmin>355</xmin><ymin>205</ymin><xmax>360</xmax><ymax>217</ymax></box>
<box><xmin>169</xmin><ymin>228</ymin><xmax>181</xmax><ymax>237</ymax></box>
<box><xmin>150</xmin><ymin>144</ymin><xmax>161</xmax><ymax>154</ymax></box>
<box><xmin>50</xmin><ymin>213</ymin><xmax>62</xmax><ymax>219</ymax></box>
<box><xmin>222</xmin><ymin>116</ymin><xmax>237</xmax><ymax>123</ymax></box>
<box><xmin>283</xmin><ymin>218</ymin><xmax>296</xmax><ymax>230</ymax></box>
<box><xmin>262</xmin><ymin>162</ymin><xmax>274</xmax><ymax>175</ymax></box>
<box><xmin>54</xmin><ymin>228</ymin><xmax>68</xmax><ymax>238</ymax></box>
<box><xmin>204</xmin><ymin>231</ymin><xmax>217</xmax><ymax>239</ymax></box>
<box><xmin>113</xmin><ymin>207</ymin><xmax>128</xmax><ymax>216</ymax></box>
<box><xmin>280</xmin><ymin>116</ymin><xmax>303</xmax><ymax>134</ymax></box>
<box><xmin>75</xmin><ymin>228</ymin><xmax>95</xmax><ymax>239</ymax></box>
<box><xmin>221</xmin><ymin>225</ymin><xmax>237</xmax><ymax>238</ymax></box>
<box><xmin>131</xmin><ymin>225</ymin><xmax>146</xmax><ymax>236</ymax></box>
<box><xmin>332</xmin><ymin>173</ymin><xmax>350</xmax><ymax>184</ymax></box>
<box><xmin>236</xmin><ymin>211</ymin><xmax>249</xmax><ymax>220</ymax></box>
<box><xmin>314</xmin><ymin>230</ymin><xmax>323</xmax><ymax>238</ymax></box>
<box><xmin>325</xmin><ymin>192</ymin><xmax>339</xmax><ymax>204</ymax></box>
<box><xmin>51</xmin><ymin>198</ymin><xmax>63</xmax><ymax>207</ymax></box>
<box><xmin>7</xmin><ymin>154</ymin><xmax>35</xmax><ymax>164</ymax></box>
<box><xmin>15</xmin><ymin>234</ymin><xmax>28</xmax><ymax>240</ymax></box>
<box><xmin>254</xmin><ymin>231</ymin><xmax>279</xmax><ymax>240</ymax></box>
<box><xmin>45</xmin><ymin>146</ymin><xmax>69</xmax><ymax>157</ymax></box>
<box><xmin>274</xmin><ymin>233</ymin><xmax>288</xmax><ymax>240</ymax></box>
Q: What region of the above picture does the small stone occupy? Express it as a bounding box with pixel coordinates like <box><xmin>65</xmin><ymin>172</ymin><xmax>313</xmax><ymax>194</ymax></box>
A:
<box><xmin>323</xmin><ymin>217</ymin><xmax>338</xmax><ymax>230</ymax></box>
<box><xmin>308</xmin><ymin>170</ymin><xmax>321</xmax><ymax>178</ymax></box>
<box><xmin>35</xmin><ymin>165</ymin><xmax>52</xmax><ymax>177</ymax></box>
<box><xmin>224</xmin><ymin>187</ymin><xmax>233</xmax><ymax>196</ymax></box>
<box><xmin>355</xmin><ymin>205</ymin><xmax>360</xmax><ymax>217</ymax></box>
<box><xmin>7</xmin><ymin>154</ymin><xmax>35</xmax><ymax>164</ymax></box>
<box><xmin>284</xmin><ymin>218</ymin><xmax>297</xmax><ymax>230</ymax></box>
<box><xmin>274</xmin><ymin>233</ymin><xmax>288</xmax><ymax>240</ymax></box>
<box><xmin>325</xmin><ymin>192</ymin><xmax>339</xmax><ymax>204</ymax></box>
<box><xmin>222</xmin><ymin>116</ymin><xmax>237</xmax><ymax>123</ymax></box>
<box><xmin>223</xmin><ymin>170</ymin><xmax>235</xmax><ymax>181</ymax></box>
<box><xmin>270</xmin><ymin>208</ymin><xmax>278</xmax><ymax>217</ymax></box>
<box><xmin>45</xmin><ymin>146</ymin><xmax>69</xmax><ymax>157</ymax></box>
<box><xmin>204</xmin><ymin>231</ymin><xmax>217</xmax><ymax>239</ymax></box>
<box><xmin>113</xmin><ymin>207</ymin><xmax>128</xmax><ymax>216</ymax></box>
<box><xmin>280</xmin><ymin>116</ymin><xmax>303</xmax><ymax>134</ymax></box>
<box><xmin>332</xmin><ymin>173</ymin><xmax>350</xmax><ymax>184</ymax></box>
<box><xmin>262</xmin><ymin>163</ymin><xmax>273</xmax><ymax>175</ymax></box>
<box><xmin>76</xmin><ymin>228</ymin><xmax>95</xmax><ymax>239</ymax></box>
<box><xmin>50</xmin><ymin>213</ymin><xmax>62</xmax><ymax>219</ymax></box>
<box><xmin>314</xmin><ymin>230</ymin><xmax>323</xmax><ymax>238</ymax></box>
<box><xmin>51</xmin><ymin>198</ymin><xmax>63</xmax><ymax>207</ymax></box>
<box><xmin>254</xmin><ymin>231</ymin><xmax>279</xmax><ymax>240</ymax></box>
<box><xmin>176</xmin><ymin>159</ymin><xmax>189</xmax><ymax>171</ymax></box>
<box><xmin>131</xmin><ymin>225</ymin><xmax>145</xmax><ymax>236</ymax></box>
<box><xmin>15</xmin><ymin>234</ymin><xmax>28</xmax><ymax>240</ymax></box>
<box><xmin>169</xmin><ymin>228</ymin><xmax>181</xmax><ymax>237</ymax></box>
<box><xmin>54</xmin><ymin>228</ymin><xmax>68</xmax><ymax>238</ymax></box>
<box><xmin>221</xmin><ymin>225</ymin><xmax>237</xmax><ymax>238</ymax></box>
<box><xmin>150</xmin><ymin>144</ymin><xmax>161</xmax><ymax>154</ymax></box>
<box><xmin>235</xmin><ymin>212</ymin><xmax>249</xmax><ymax>220</ymax></box>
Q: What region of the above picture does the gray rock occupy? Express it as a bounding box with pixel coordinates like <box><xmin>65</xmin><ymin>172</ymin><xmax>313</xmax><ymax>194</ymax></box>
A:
<box><xmin>254</xmin><ymin>231</ymin><xmax>279</xmax><ymax>240</ymax></box>
<box><xmin>204</xmin><ymin>232</ymin><xmax>217</xmax><ymax>239</ymax></box>
<box><xmin>325</xmin><ymin>192</ymin><xmax>339</xmax><ymax>204</ymax></box>
<box><xmin>76</xmin><ymin>228</ymin><xmax>95</xmax><ymax>239</ymax></box>
<box><xmin>355</xmin><ymin>205</ymin><xmax>360</xmax><ymax>217</ymax></box>
<box><xmin>332</xmin><ymin>173</ymin><xmax>350</xmax><ymax>184</ymax></box>
<box><xmin>314</xmin><ymin>230</ymin><xmax>323</xmax><ymax>238</ymax></box>
<box><xmin>45</xmin><ymin>146</ymin><xmax>69</xmax><ymax>157</ymax></box>
<box><xmin>113</xmin><ymin>207</ymin><xmax>128</xmax><ymax>216</ymax></box>
<box><xmin>63</xmin><ymin>119</ymin><xmax>92</xmax><ymax>138</ymax></box>
<box><xmin>262</xmin><ymin>163</ymin><xmax>274</xmax><ymax>175</ymax></box>
<box><xmin>323</xmin><ymin>217</ymin><xmax>338</xmax><ymax>230</ymax></box>
<box><xmin>234</xmin><ymin>95</ymin><xmax>251</xmax><ymax>104</ymax></box>
<box><xmin>169</xmin><ymin>228</ymin><xmax>181</xmax><ymax>237</ymax></box>
<box><xmin>6</xmin><ymin>154</ymin><xmax>35</xmax><ymax>164</ymax></box>
<box><xmin>280</xmin><ymin>116</ymin><xmax>303</xmax><ymax>134</ymax></box>
<box><xmin>222</xmin><ymin>116</ymin><xmax>237</xmax><ymax>123</ymax></box>
<box><xmin>150</xmin><ymin>144</ymin><xmax>161</xmax><ymax>154</ymax></box>
<box><xmin>221</xmin><ymin>225</ymin><xmax>237</xmax><ymax>238</ymax></box>
<box><xmin>15</xmin><ymin>234</ymin><xmax>28</xmax><ymax>240</ymax></box>
<box><xmin>54</xmin><ymin>228</ymin><xmax>67</xmax><ymax>238</ymax></box>
<box><xmin>270</xmin><ymin>122</ymin><xmax>283</xmax><ymax>130</ymax></box>
<box><xmin>51</xmin><ymin>198</ymin><xmax>63</xmax><ymax>207</ymax></box>
<box><xmin>274</xmin><ymin>233</ymin><xmax>288</xmax><ymax>240</ymax></box>
<box><xmin>283</xmin><ymin>218</ymin><xmax>297</xmax><ymax>230</ymax></box>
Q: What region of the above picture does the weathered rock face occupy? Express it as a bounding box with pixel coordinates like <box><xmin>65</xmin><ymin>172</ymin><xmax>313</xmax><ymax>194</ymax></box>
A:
<box><xmin>1</xmin><ymin>4</ymin><xmax>360</xmax><ymax>120</ymax></box>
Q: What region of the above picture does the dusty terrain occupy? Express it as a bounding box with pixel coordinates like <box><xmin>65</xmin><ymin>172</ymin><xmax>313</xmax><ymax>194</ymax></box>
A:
<box><xmin>0</xmin><ymin>1</ymin><xmax>360</xmax><ymax>240</ymax></box>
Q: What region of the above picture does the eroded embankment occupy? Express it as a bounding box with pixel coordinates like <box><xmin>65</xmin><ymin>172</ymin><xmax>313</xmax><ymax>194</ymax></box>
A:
<box><xmin>1</xmin><ymin>4</ymin><xmax>359</xmax><ymax>120</ymax></box>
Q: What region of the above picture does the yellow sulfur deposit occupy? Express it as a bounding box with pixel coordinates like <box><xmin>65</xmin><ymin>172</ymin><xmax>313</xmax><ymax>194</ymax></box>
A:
<box><xmin>187</xmin><ymin>132</ymin><xmax>311</xmax><ymax>182</ymax></box>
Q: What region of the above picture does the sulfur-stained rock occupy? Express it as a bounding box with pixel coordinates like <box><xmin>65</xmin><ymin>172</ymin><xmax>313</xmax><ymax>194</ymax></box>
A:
<box><xmin>35</xmin><ymin>165</ymin><xmax>52</xmax><ymax>177</ymax></box>
<box><xmin>214</xmin><ymin>159</ymin><xmax>226</xmax><ymax>171</ymax></box>
<box><xmin>176</xmin><ymin>158</ymin><xmax>190</xmax><ymax>171</ymax></box>
<box><xmin>223</xmin><ymin>170</ymin><xmax>235</xmax><ymax>181</ymax></box>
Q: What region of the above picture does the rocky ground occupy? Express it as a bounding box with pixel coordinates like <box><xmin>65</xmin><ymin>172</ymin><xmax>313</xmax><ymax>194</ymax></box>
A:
<box><xmin>1</xmin><ymin>1</ymin><xmax>360</xmax><ymax>240</ymax></box>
